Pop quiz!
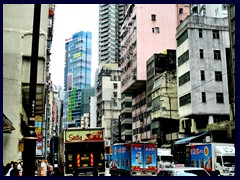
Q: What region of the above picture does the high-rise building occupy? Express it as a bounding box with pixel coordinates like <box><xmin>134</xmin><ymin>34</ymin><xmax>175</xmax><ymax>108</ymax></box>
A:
<box><xmin>120</xmin><ymin>4</ymin><xmax>190</xmax><ymax>142</ymax></box>
<box><xmin>81</xmin><ymin>87</ymin><xmax>95</xmax><ymax>114</ymax></box>
<box><xmin>63</xmin><ymin>31</ymin><xmax>92</xmax><ymax>128</ymax></box>
<box><xmin>98</xmin><ymin>4</ymin><xmax>124</xmax><ymax>64</ymax></box>
<box><xmin>97</xmin><ymin>4</ymin><xmax>125</xmax><ymax>147</ymax></box>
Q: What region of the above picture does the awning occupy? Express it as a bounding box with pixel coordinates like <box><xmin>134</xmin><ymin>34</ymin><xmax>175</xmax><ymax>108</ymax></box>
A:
<box><xmin>3</xmin><ymin>114</ymin><xmax>16</xmax><ymax>133</ymax></box>
<box><xmin>174</xmin><ymin>131</ymin><xmax>209</xmax><ymax>145</ymax></box>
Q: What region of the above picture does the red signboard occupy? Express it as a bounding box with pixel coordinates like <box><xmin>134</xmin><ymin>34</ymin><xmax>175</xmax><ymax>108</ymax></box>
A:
<box><xmin>65</xmin><ymin>130</ymin><xmax>103</xmax><ymax>142</ymax></box>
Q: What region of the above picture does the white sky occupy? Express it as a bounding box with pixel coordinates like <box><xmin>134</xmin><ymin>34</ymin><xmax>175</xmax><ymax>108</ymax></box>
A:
<box><xmin>50</xmin><ymin>4</ymin><xmax>99</xmax><ymax>87</ymax></box>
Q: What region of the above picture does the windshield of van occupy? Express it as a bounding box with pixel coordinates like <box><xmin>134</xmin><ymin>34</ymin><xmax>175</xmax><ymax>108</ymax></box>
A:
<box><xmin>161</xmin><ymin>156</ymin><xmax>174</xmax><ymax>163</ymax></box>
<box><xmin>222</xmin><ymin>156</ymin><xmax>235</xmax><ymax>167</ymax></box>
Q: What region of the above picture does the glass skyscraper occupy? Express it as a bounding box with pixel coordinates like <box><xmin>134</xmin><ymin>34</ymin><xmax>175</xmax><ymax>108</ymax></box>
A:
<box><xmin>63</xmin><ymin>31</ymin><xmax>92</xmax><ymax>127</ymax></box>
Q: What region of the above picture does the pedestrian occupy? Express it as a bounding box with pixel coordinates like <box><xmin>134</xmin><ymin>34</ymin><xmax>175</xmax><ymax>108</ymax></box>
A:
<box><xmin>17</xmin><ymin>161</ymin><xmax>23</xmax><ymax>171</ymax></box>
<box><xmin>18</xmin><ymin>170</ymin><xmax>23</xmax><ymax>176</ymax></box>
<box><xmin>10</xmin><ymin>168</ymin><xmax>20</xmax><ymax>176</ymax></box>
<box><xmin>47</xmin><ymin>165</ymin><xmax>54</xmax><ymax>176</ymax></box>
<box><xmin>3</xmin><ymin>163</ymin><xmax>11</xmax><ymax>176</ymax></box>
<box><xmin>6</xmin><ymin>161</ymin><xmax>18</xmax><ymax>176</ymax></box>
<box><xmin>51</xmin><ymin>164</ymin><xmax>62</xmax><ymax>176</ymax></box>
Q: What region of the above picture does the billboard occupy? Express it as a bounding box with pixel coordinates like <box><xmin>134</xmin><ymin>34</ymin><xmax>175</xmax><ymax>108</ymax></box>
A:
<box><xmin>65</xmin><ymin>129</ymin><xmax>103</xmax><ymax>142</ymax></box>
<box><xmin>144</xmin><ymin>144</ymin><xmax>157</xmax><ymax>171</ymax></box>
<box><xmin>131</xmin><ymin>143</ymin><xmax>144</xmax><ymax>171</ymax></box>
<box><xmin>112</xmin><ymin>145</ymin><xmax>121</xmax><ymax>170</ymax></box>
<box><xmin>189</xmin><ymin>144</ymin><xmax>213</xmax><ymax>171</ymax></box>
<box><xmin>36</xmin><ymin>141</ymin><xmax>43</xmax><ymax>156</ymax></box>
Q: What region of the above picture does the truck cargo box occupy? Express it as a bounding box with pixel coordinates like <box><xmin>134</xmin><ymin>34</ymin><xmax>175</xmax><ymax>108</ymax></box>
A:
<box><xmin>111</xmin><ymin>142</ymin><xmax>157</xmax><ymax>176</ymax></box>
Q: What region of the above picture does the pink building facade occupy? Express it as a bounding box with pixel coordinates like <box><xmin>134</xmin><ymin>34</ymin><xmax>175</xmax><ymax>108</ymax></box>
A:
<box><xmin>120</xmin><ymin>4</ymin><xmax>189</xmax><ymax>141</ymax></box>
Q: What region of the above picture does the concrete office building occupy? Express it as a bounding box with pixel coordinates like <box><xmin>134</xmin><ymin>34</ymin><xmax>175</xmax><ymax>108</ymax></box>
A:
<box><xmin>226</xmin><ymin>4</ymin><xmax>235</xmax><ymax>128</ymax></box>
<box><xmin>146</xmin><ymin>50</ymin><xmax>180</xmax><ymax>145</ymax></box>
<box><xmin>176</xmin><ymin>15</ymin><xmax>232</xmax><ymax>142</ymax></box>
<box><xmin>3</xmin><ymin>4</ymin><xmax>54</xmax><ymax>164</ymax></box>
<box><xmin>96</xmin><ymin>63</ymin><xmax>121</xmax><ymax>152</ymax></box>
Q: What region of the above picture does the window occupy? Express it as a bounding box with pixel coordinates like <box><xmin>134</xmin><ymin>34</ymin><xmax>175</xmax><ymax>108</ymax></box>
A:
<box><xmin>178</xmin><ymin>50</ymin><xmax>189</xmax><ymax>66</ymax></box>
<box><xmin>201</xmin><ymin>70</ymin><xmax>205</xmax><ymax>81</ymax></box>
<box><xmin>214</xmin><ymin>50</ymin><xmax>221</xmax><ymax>60</ymax></box>
<box><xmin>179</xmin><ymin>93</ymin><xmax>191</xmax><ymax>106</ymax></box>
<box><xmin>179</xmin><ymin>71</ymin><xmax>190</xmax><ymax>86</ymax></box>
<box><xmin>199</xmin><ymin>29</ymin><xmax>203</xmax><ymax>38</ymax></box>
<box><xmin>216</xmin><ymin>93</ymin><xmax>224</xmax><ymax>103</ymax></box>
<box><xmin>202</xmin><ymin>92</ymin><xmax>206</xmax><ymax>103</ymax></box>
<box><xmin>113</xmin><ymin>83</ymin><xmax>118</xmax><ymax>89</ymax></box>
<box><xmin>213</xmin><ymin>30</ymin><xmax>220</xmax><ymax>39</ymax></box>
<box><xmin>216</xmin><ymin>156</ymin><xmax>222</xmax><ymax>166</ymax></box>
<box><xmin>113</xmin><ymin>92</ymin><xmax>117</xmax><ymax>98</ymax></box>
<box><xmin>186</xmin><ymin>119</ymin><xmax>191</xmax><ymax>128</ymax></box>
<box><xmin>152</xmin><ymin>27</ymin><xmax>160</xmax><ymax>33</ymax></box>
<box><xmin>215</xmin><ymin>71</ymin><xmax>223</xmax><ymax>81</ymax></box>
<box><xmin>151</xmin><ymin>14</ymin><xmax>156</xmax><ymax>21</ymax></box>
<box><xmin>177</xmin><ymin>30</ymin><xmax>188</xmax><ymax>46</ymax></box>
<box><xmin>200</xmin><ymin>49</ymin><xmax>204</xmax><ymax>59</ymax></box>
<box><xmin>179</xmin><ymin>8</ymin><xmax>183</xmax><ymax>14</ymax></box>
<box><xmin>222</xmin><ymin>4</ymin><xmax>227</xmax><ymax>10</ymax></box>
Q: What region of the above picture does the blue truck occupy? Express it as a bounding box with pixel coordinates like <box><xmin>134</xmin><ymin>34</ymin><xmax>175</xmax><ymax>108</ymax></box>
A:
<box><xmin>110</xmin><ymin>142</ymin><xmax>157</xmax><ymax>176</ymax></box>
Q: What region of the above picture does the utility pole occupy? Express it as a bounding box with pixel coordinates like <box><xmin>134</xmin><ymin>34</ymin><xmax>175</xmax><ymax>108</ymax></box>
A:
<box><xmin>23</xmin><ymin>4</ymin><xmax>41</xmax><ymax>176</ymax></box>
<box><xmin>168</xmin><ymin>94</ymin><xmax>172</xmax><ymax>140</ymax></box>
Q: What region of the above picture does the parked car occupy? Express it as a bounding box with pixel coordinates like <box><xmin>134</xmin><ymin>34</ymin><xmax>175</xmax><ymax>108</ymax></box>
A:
<box><xmin>157</xmin><ymin>167</ymin><xmax>210</xmax><ymax>176</ymax></box>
